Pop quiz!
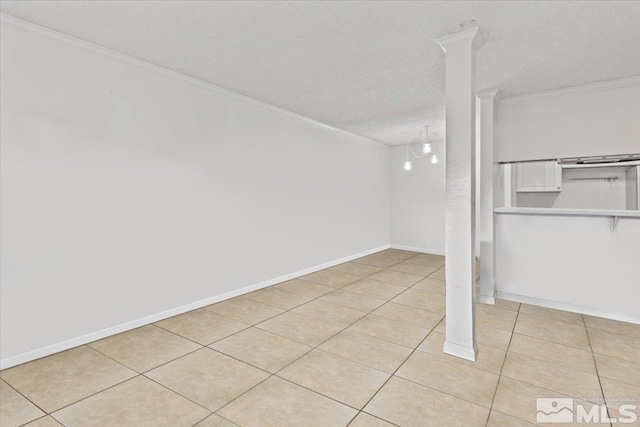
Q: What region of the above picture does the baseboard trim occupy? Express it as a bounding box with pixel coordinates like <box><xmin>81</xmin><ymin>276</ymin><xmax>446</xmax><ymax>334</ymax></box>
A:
<box><xmin>443</xmin><ymin>340</ymin><xmax>478</xmax><ymax>362</ymax></box>
<box><xmin>390</xmin><ymin>244</ymin><xmax>445</xmax><ymax>256</ymax></box>
<box><xmin>0</xmin><ymin>244</ymin><xmax>390</xmax><ymax>370</ymax></box>
<box><xmin>496</xmin><ymin>291</ymin><xmax>640</xmax><ymax>325</ymax></box>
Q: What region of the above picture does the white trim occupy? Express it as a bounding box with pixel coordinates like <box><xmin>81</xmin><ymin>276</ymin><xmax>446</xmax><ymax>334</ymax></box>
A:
<box><xmin>0</xmin><ymin>13</ymin><xmax>385</xmax><ymax>148</ymax></box>
<box><xmin>0</xmin><ymin>244</ymin><xmax>390</xmax><ymax>369</ymax></box>
<box><xmin>501</xmin><ymin>75</ymin><xmax>640</xmax><ymax>104</ymax></box>
<box><xmin>390</xmin><ymin>244</ymin><xmax>445</xmax><ymax>256</ymax></box>
<box><xmin>496</xmin><ymin>291</ymin><xmax>640</xmax><ymax>325</ymax></box>
<box><xmin>437</xmin><ymin>27</ymin><xmax>485</xmax><ymax>51</ymax></box>
<box><xmin>443</xmin><ymin>340</ymin><xmax>478</xmax><ymax>362</ymax></box>
<box><xmin>562</xmin><ymin>160</ymin><xmax>640</xmax><ymax>169</ymax></box>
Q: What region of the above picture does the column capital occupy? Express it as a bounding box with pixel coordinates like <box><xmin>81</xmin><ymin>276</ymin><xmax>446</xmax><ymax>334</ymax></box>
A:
<box><xmin>476</xmin><ymin>89</ymin><xmax>501</xmax><ymax>103</ymax></box>
<box><xmin>477</xmin><ymin>89</ymin><xmax>502</xmax><ymax>117</ymax></box>
<box><xmin>437</xmin><ymin>27</ymin><xmax>484</xmax><ymax>52</ymax></box>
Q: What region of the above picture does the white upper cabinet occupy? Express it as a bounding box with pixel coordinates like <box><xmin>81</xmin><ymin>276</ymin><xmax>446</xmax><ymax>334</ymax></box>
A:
<box><xmin>516</xmin><ymin>160</ymin><xmax>562</xmax><ymax>192</ymax></box>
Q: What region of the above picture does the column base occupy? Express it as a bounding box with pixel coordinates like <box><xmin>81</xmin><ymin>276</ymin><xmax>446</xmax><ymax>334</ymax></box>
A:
<box><xmin>478</xmin><ymin>294</ymin><xmax>496</xmax><ymax>305</ymax></box>
<box><xmin>443</xmin><ymin>340</ymin><xmax>479</xmax><ymax>362</ymax></box>
<box><xmin>479</xmin><ymin>241</ymin><xmax>495</xmax><ymax>305</ymax></box>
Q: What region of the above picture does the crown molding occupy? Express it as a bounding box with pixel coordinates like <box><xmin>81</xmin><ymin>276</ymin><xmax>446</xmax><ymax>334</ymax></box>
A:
<box><xmin>501</xmin><ymin>75</ymin><xmax>640</xmax><ymax>104</ymax></box>
<box><xmin>437</xmin><ymin>27</ymin><xmax>484</xmax><ymax>52</ymax></box>
<box><xmin>0</xmin><ymin>13</ymin><xmax>387</xmax><ymax>147</ymax></box>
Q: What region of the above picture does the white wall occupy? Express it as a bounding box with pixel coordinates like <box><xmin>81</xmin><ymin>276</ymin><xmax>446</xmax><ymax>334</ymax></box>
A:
<box><xmin>389</xmin><ymin>145</ymin><xmax>445</xmax><ymax>254</ymax></box>
<box><xmin>0</xmin><ymin>19</ymin><xmax>390</xmax><ymax>366</ymax></box>
<box><xmin>496</xmin><ymin>77</ymin><xmax>640</xmax><ymax>163</ymax></box>
<box><xmin>495</xmin><ymin>211</ymin><xmax>640</xmax><ymax>323</ymax></box>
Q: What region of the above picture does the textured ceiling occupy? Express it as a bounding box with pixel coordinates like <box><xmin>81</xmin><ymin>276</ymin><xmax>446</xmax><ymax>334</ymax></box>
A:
<box><xmin>1</xmin><ymin>1</ymin><xmax>639</xmax><ymax>145</ymax></box>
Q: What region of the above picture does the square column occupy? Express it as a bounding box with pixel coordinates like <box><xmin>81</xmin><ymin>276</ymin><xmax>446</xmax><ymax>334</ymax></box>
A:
<box><xmin>437</xmin><ymin>27</ymin><xmax>484</xmax><ymax>362</ymax></box>
<box><xmin>477</xmin><ymin>90</ymin><xmax>501</xmax><ymax>305</ymax></box>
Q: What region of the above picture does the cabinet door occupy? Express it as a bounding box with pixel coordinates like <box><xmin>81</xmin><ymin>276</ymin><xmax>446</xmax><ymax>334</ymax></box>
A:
<box><xmin>516</xmin><ymin>161</ymin><xmax>562</xmax><ymax>192</ymax></box>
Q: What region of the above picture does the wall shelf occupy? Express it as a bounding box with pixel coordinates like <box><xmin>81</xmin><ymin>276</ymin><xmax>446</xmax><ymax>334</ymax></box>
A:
<box><xmin>568</xmin><ymin>177</ymin><xmax>618</xmax><ymax>181</ymax></box>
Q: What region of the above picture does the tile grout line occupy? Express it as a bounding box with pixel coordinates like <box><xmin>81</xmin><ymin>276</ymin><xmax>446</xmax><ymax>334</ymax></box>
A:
<box><xmin>583</xmin><ymin>314</ymin><xmax>614</xmax><ymax>427</ymax></box>
<box><xmin>211</xmin><ymin>254</ymin><xmax>433</xmax><ymax>424</ymax></box>
<box><xmin>359</xmin><ymin>302</ymin><xmax>523</xmax><ymax>416</ymax></box>
<box><xmin>353</xmin><ymin>311</ymin><xmax>445</xmax><ymax>423</ymax></box>
<box><xmin>16</xmin><ymin>414</ymin><xmax>50</xmax><ymax>427</ymax></box>
<box><xmin>209</xmin><ymin>273</ymin><xmax>395</xmax><ymax>414</ymax></box>
<box><xmin>2</xmin><ymin>378</ymin><xmax>48</xmax><ymax>419</ymax></box>
<box><xmin>347</xmin><ymin>411</ymin><xmax>402</xmax><ymax>427</ymax></box>
<box><xmin>496</xmin><ymin>314</ymin><xmax>606</xmax><ymax>353</ymax></box>
<box><xmin>211</xmin><ymin>269</ymin><xmax>411</xmax><ymax>417</ymax></box>
<box><xmin>86</xmin><ymin>333</ymin><xmax>252</xmax><ymax>425</ymax></box>
<box><xmin>482</xmin><ymin>298</ymin><xmax>521</xmax><ymax>427</ymax></box>
<box><xmin>211</xmin><ymin>282</ymin><xmax>430</xmax><ymax>374</ymax></box>
<box><xmin>334</xmin><ymin>274</ymin><xmax>456</xmax><ymax>424</ymax></box>
<box><xmin>3</xmin><ymin>345</ymin><xmax>143</xmax><ymax>418</ymax></box>
<box><xmin>208</xmin><ymin>261</ymin><xmax>444</xmax><ymax>425</ymax></box>
<box><xmin>211</xmin><ymin>326</ymin><xmax>366</xmax><ymax>419</ymax></box>
<box><xmin>582</xmin><ymin>323</ymin><xmax>640</xmax><ymax>340</ymax></box>
<box><xmin>51</xmin><ymin>346</ymin><xmax>213</xmax><ymax>420</ymax></box>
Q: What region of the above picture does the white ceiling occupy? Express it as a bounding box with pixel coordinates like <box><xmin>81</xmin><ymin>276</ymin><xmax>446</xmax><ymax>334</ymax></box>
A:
<box><xmin>1</xmin><ymin>1</ymin><xmax>639</xmax><ymax>145</ymax></box>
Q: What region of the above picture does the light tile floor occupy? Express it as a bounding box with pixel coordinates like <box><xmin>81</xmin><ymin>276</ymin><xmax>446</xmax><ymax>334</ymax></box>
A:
<box><xmin>1</xmin><ymin>249</ymin><xmax>639</xmax><ymax>426</ymax></box>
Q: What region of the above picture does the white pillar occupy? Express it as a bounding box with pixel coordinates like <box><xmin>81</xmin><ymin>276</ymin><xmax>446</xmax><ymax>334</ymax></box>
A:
<box><xmin>437</xmin><ymin>27</ymin><xmax>484</xmax><ymax>362</ymax></box>
<box><xmin>477</xmin><ymin>90</ymin><xmax>501</xmax><ymax>305</ymax></box>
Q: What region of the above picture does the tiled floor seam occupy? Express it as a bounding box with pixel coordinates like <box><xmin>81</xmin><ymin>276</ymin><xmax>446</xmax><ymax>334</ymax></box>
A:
<box><xmin>2</xmin><ymin>345</ymin><xmax>142</xmax><ymax>418</ymax></box>
<box><xmin>350</xmin><ymin>310</ymin><xmax>496</xmax><ymax>425</ymax></box>
<box><xmin>584</xmin><ymin>324</ymin><xmax>640</xmax><ymax>339</ymax></box>
<box><xmin>583</xmin><ymin>314</ymin><xmax>615</xmax><ymax>427</ymax></box>
<box><xmin>346</xmin><ymin>411</ymin><xmax>402</xmax><ymax>427</ymax></box>
<box><xmin>211</xmin><ymin>274</ymin><xmax>410</xmax><ymax>421</ymax></box>
<box><xmin>213</xmin><ymin>323</ymin><xmax>374</xmax><ymax>418</ymax></box>
<box><xmin>200</xmin><ymin>301</ymin><xmax>284</xmax><ymax>325</ymax></box>
<box><xmin>483</xmin><ymin>299</ymin><xmax>521</xmax><ymax>427</ymax></box>
<box><xmin>60</xmin><ymin>312</ymin><xmax>282</xmax><ymax>422</ymax></box>
<box><xmin>41</xmin><ymin>373</ymin><xmax>150</xmax><ymax>419</ymax></box>
<box><xmin>2</xmin><ymin>375</ymin><xmax>48</xmax><ymax>416</ymax></box>
<box><xmin>512</xmin><ymin>327</ymin><xmax>603</xmax><ymax>353</ymax></box>
<box><xmin>336</xmin><ymin>275</ymin><xmax>445</xmax><ymax>349</ymax></box>
<box><xmin>251</xmin><ymin>271</ymin><xmax>436</xmax><ymax>350</ymax></box>
<box><xmin>140</xmin><ymin>375</ymin><xmax>214</xmax><ymax>420</ymax></box>
<box><xmin>88</xmin><ymin>329</ymin><xmax>207</xmax><ymax>373</ymax></box>
<box><xmin>353</xmin><ymin>317</ymin><xmax>451</xmax><ymax>425</ymax></box>
<box><xmin>383</xmin><ymin>374</ymin><xmax>500</xmax><ymax>412</ymax></box>
<box><xmin>32</xmin><ymin>346</ymin><xmax>216</xmax><ymax>422</ymax></box>
<box><xmin>209</xmin><ymin>257</ymin><xmax>423</xmax><ymax>417</ymax></box>
<box><xmin>358</xmin><ymin>352</ymin><xmax>427</xmax><ymax>418</ymax></box>
<box><xmin>17</xmin><ymin>414</ymin><xmax>48</xmax><ymax>427</ymax></box>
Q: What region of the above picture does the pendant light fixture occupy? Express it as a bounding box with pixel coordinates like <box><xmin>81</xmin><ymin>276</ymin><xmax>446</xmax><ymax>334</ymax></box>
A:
<box><xmin>402</xmin><ymin>125</ymin><xmax>437</xmax><ymax>170</ymax></box>
<box><xmin>422</xmin><ymin>125</ymin><xmax>432</xmax><ymax>155</ymax></box>
<box><xmin>404</xmin><ymin>144</ymin><xmax>413</xmax><ymax>171</ymax></box>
